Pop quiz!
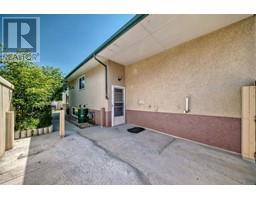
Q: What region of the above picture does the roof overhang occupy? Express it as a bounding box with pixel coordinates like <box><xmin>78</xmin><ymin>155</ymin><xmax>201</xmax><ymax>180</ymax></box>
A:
<box><xmin>66</xmin><ymin>14</ymin><xmax>252</xmax><ymax>81</ymax></box>
<box><xmin>66</xmin><ymin>14</ymin><xmax>147</xmax><ymax>81</ymax></box>
<box><xmin>66</xmin><ymin>56</ymin><xmax>107</xmax><ymax>82</ymax></box>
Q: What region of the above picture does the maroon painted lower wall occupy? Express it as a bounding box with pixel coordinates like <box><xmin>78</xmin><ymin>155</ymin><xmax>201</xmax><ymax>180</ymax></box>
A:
<box><xmin>89</xmin><ymin>109</ymin><xmax>111</xmax><ymax>127</ymax></box>
<box><xmin>126</xmin><ymin>110</ymin><xmax>241</xmax><ymax>153</ymax></box>
<box><xmin>89</xmin><ymin>109</ymin><xmax>101</xmax><ymax>125</ymax></box>
<box><xmin>105</xmin><ymin>111</ymin><xmax>112</xmax><ymax>127</ymax></box>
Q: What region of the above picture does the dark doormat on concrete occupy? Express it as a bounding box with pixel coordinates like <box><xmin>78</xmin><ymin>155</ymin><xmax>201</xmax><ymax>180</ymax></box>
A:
<box><xmin>127</xmin><ymin>127</ymin><xmax>145</xmax><ymax>133</ymax></box>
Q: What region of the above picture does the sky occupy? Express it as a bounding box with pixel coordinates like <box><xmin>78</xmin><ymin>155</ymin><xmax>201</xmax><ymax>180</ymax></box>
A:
<box><xmin>0</xmin><ymin>14</ymin><xmax>134</xmax><ymax>75</ymax></box>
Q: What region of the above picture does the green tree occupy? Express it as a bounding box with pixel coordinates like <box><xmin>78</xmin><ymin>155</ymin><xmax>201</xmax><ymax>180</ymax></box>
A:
<box><xmin>0</xmin><ymin>60</ymin><xmax>64</xmax><ymax>130</ymax></box>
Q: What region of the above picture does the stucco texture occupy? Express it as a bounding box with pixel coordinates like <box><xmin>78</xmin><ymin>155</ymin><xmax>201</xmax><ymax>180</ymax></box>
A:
<box><xmin>125</xmin><ymin>16</ymin><xmax>256</xmax><ymax>118</ymax></box>
<box><xmin>68</xmin><ymin>61</ymin><xmax>125</xmax><ymax>126</ymax></box>
<box><xmin>69</xmin><ymin>65</ymin><xmax>107</xmax><ymax>111</ymax></box>
<box><xmin>107</xmin><ymin>60</ymin><xmax>125</xmax><ymax>111</ymax></box>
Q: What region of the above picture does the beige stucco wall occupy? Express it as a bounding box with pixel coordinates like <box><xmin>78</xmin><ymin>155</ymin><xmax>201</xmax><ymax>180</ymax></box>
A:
<box><xmin>68</xmin><ymin>65</ymin><xmax>107</xmax><ymax>111</ymax></box>
<box><xmin>0</xmin><ymin>76</ymin><xmax>13</xmax><ymax>157</ymax></box>
<box><xmin>107</xmin><ymin>60</ymin><xmax>125</xmax><ymax>111</ymax></box>
<box><xmin>125</xmin><ymin>16</ymin><xmax>256</xmax><ymax>118</ymax></box>
<box><xmin>68</xmin><ymin>60</ymin><xmax>125</xmax><ymax>113</ymax></box>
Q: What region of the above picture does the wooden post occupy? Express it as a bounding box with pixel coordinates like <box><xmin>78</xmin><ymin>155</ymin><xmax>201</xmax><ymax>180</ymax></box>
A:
<box><xmin>5</xmin><ymin>111</ymin><xmax>14</xmax><ymax>150</ymax></box>
<box><xmin>59</xmin><ymin>110</ymin><xmax>65</xmax><ymax>137</ymax></box>
<box><xmin>241</xmin><ymin>86</ymin><xmax>256</xmax><ymax>160</ymax></box>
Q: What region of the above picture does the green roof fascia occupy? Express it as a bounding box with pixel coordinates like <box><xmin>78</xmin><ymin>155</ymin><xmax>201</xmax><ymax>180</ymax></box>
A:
<box><xmin>65</xmin><ymin>14</ymin><xmax>148</xmax><ymax>79</ymax></box>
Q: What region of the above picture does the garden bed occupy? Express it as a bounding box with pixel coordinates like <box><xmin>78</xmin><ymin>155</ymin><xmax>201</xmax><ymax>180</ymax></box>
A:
<box><xmin>14</xmin><ymin>125</ymin><xmax>53</xmax><ymax>139</ymax></box>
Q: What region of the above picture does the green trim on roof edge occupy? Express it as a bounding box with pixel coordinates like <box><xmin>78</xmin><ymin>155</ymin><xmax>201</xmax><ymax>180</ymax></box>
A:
<box><xmin>65</xmin><ymin>14</ymin><xmax>148</xmax><ymax>79</ymax></box>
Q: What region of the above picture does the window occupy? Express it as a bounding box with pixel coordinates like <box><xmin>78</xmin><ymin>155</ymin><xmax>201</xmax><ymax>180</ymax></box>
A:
<box><xmin>79</xmin><ymin>76</ymin><xmax>85</xmax><ymax>90</ymax></box>
<box><xmin>72</xmin><ymin>107</ymin><xmax>78</xmax><ymax>117</ymax></box>
<box><xmin>114</xmin><ymin>88</ymin><xmax>124</xmax><ymax>117</ymax></box>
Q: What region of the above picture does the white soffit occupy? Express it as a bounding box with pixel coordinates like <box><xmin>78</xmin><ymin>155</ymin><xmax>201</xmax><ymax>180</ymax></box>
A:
<box><xmin>68</xmin><ymin>56</ymin><xmax>106</xmax><ymax>81</ymax></box>
<box><xmin>98</xmin><ymin>14</ymin><xmax>252</xmax><ymax>66</ymax></box>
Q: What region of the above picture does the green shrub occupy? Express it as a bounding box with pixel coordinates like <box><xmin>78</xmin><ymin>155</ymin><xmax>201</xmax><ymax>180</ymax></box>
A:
<box><xmin>37</xmin><ymin>105</ymin><xmax>52</xmax><ymax>128</ymax></box>
<box><xmin>0</xmin><ymin>60</ymin><xmax>63</xmax><ymax>130</ymax></box>
<box><xmin>20</xmin><ymin>117</ymin><xmax>40</xmax><ymax>130</ymax></box>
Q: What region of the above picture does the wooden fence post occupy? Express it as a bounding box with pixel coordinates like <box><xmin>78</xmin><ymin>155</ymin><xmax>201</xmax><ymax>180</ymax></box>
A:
<box><xmin>59</xmin><ymin>110</ymin><xmax>65</xmax><ymax>138</ymax></box>
<box><xmin>5</xmin><ymin>111</ymin><xmax>14</xmax><ymax>150</ymax></box>
<box><xmin>241</xmin><ymin>86</ymin><xmax>256</xmax><ymax>161</ymax></box>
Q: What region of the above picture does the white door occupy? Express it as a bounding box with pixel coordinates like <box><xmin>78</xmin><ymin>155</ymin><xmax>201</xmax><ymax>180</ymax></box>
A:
<box><xmin>112</xmin><ymin>85</ymin><xmax>125</xmax><ymax>126</ymax></box>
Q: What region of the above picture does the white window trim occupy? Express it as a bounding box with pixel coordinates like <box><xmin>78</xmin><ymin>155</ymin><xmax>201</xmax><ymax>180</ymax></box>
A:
<box><xmin>78</xmin><ymin>75</ymin><xmax>85</xmax><ymax>90</ymax></box>
<box><xmin>71</xmin><ymin>107</ymin><xmax>78</xmax><ymax>118</ymax></box>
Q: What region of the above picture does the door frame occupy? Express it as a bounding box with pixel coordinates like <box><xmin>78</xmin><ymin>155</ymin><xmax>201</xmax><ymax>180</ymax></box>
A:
<box><xmin>111</xmin><ymin>85</ymin><xmax>126</xmax><ymax>127</ymax></box>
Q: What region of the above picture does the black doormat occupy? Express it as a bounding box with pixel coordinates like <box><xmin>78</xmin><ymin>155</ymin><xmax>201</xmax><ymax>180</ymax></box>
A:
<box><xmin>127</xmin><ymin>127</ymin><xmax>145</xmax><ymax>134</ymax></box>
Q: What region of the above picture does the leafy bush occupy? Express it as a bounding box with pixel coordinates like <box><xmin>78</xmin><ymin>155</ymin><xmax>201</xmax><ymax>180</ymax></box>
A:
<box><xmin>0</xmin><ymin>60</ymin><xmax>63</xmax><ymax>130</ymax></box>
<box><xmin>20</xmin><ymin>117</ymin><xmax>40</xmax><ymax>130</ymax></box>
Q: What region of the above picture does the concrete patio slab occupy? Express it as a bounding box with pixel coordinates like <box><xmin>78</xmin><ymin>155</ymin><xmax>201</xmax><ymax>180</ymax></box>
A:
<box><xmin>0</xmin><ymin>119</ymin><xmax>256</xmax><ymax>185</ymax></box>
<box><xmin>76</xmin><ymin>125</ymin><xmax>135</xmax><ymax>142</ymax></box>
<box><xmin>0</xmin><ymin>130</ymin><xmax>147</xmax><ymax>184</ymax></box>
<box><xmin>77</xmin><ymin>124</ymin><xmax>256</xmax><ymax>184</ymax></box>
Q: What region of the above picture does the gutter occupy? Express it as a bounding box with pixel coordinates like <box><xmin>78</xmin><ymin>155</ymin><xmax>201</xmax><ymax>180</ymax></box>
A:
<box><xmin>94</xmin><ymin>55</ymin><xmax>108</xmax><ymax>100</ymax></box>
<box><xmin>65</xmin><ymin>14</ymin><xmax>148</xmax><ymax>79</ymax></box>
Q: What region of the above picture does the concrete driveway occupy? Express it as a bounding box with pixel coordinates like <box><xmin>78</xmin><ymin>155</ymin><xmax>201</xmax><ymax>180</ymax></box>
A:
<box><xmin>0</xmin><ymin>119</ymin><xmax>256</xmax><ymax>184</ymax></box>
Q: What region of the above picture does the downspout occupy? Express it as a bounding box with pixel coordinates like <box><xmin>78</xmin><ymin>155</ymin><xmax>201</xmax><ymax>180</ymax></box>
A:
<box><xmin>93</xmin><ymin>55</ymin><xmax>109</xmax><ymax>100</ymax></box>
